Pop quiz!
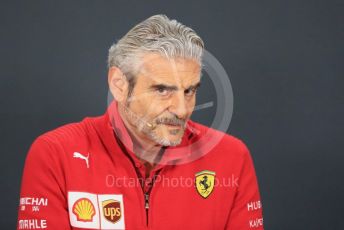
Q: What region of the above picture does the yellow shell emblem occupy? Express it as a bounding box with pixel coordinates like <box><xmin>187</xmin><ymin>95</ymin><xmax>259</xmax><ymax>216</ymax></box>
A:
<box><xmin>72</xmin><ymin>198</ymin><xmax>96</xmax><ymax>222</ymax></box>
<box><xmin>195</xmin><ymin>170</ymin><xmax>216</xmax><ymax>198</ymax></box>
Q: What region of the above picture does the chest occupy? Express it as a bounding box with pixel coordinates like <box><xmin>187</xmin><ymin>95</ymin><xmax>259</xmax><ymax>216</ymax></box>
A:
<box><xmin>64</xmin><ymin>148</ymin><xmax>237</xmax><ymax>229</ymax></box>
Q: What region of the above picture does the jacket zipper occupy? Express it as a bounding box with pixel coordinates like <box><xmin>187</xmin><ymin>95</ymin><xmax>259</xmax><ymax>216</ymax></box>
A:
<box><xmin>145</xmin><ymin>192</ymin><xmax>150</xmax><ymax>226</ymax></box>
<box><xmin>144</xmin><ymin>167</ymin><xmax>165</xmax><ymax>227</ymax></box>
<box><xmin>144</xmin><ymin>176</ymin><xmax>154</xmax><ymax>227</ymax></box>
<box><xmin>113</xmin><ymin>136</ymin><xmax>149</xmax><ymax>227</ymax></box>
<box><xmin>113</xmin><ymin>134</ymin><xmax>167</xmax><ymax>228</ymax></box>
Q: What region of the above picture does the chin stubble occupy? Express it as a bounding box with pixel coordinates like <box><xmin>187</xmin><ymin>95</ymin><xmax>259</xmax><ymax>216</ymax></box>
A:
<box><xmin>123</xmin><ymin>104</ymin><xmax>185</xmax><ymax>146</ymax></box>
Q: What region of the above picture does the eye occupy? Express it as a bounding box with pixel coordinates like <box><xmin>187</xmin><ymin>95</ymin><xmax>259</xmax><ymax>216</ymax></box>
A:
<box><xmin>156</xmin><ymin>87</ymin><xmax>171</xmax><ymax>97</ymax></box>
<box><xmin>185</xmin><ymin>88</ymin><xmax>197</xmax><ymax>97</ymax></box>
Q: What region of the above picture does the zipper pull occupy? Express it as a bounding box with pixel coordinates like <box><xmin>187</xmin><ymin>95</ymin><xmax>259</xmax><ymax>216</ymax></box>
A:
<box><xmin>145</xmin><ymin>193</ymin><xmax>149</xmax><ymax>209</ymax></box>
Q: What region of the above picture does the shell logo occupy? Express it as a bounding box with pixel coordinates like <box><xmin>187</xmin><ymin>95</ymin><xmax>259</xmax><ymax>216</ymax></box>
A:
<box><xmin>72</xmin><ymin>198</ymin><xmax>96</xmax><ymax>222</ymax></box>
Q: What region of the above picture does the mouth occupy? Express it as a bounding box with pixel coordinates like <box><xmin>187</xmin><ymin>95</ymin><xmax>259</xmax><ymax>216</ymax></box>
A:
<box><xmin>163</xmin><ymin>123</ymin><xmax>183</xmax><ymax>129</ymax></box>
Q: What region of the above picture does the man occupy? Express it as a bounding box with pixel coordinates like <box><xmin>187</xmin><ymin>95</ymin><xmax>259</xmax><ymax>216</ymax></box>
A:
<box><xmin>17</xmin><ymin>15</ymin><xmax>264</xmax><ymax>229</ymax></box>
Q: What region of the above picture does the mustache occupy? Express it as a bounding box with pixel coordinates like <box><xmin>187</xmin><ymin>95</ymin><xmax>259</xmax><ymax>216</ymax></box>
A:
<box><xmin>122</xmin><ymin>104</ymin><xmax>186</xmax><ymax>129</ymax></box>
<box><xmin>154</xmin><ymin>117</ymin><xmax>186</xmax><ymax>126</ymax></box>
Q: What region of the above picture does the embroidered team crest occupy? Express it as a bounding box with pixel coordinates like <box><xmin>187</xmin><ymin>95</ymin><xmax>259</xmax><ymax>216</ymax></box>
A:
<box><xmin>195</xmin><ymin>170</ymin><xmax>216</xmax><ymax>198</ymax></box>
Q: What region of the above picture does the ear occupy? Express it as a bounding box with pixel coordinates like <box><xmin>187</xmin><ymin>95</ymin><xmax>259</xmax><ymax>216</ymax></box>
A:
<box><xmin>108</xmin><ymin>67</ymin><xmax>128</xmax><ymax>102</ymax></box>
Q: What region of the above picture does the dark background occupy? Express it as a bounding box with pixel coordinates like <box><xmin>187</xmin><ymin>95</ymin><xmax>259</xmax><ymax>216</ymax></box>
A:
<box><xmin>1</xmin><ymin>0</ymin><xmax>343</xmax><ymax>229</ymax></box>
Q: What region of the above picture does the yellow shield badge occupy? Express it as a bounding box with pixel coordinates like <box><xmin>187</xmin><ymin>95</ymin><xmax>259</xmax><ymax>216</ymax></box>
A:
<box><xmin>195</xmin><ymin>170</ymin><xmax>216</xmax><ymax>198</ymax></box>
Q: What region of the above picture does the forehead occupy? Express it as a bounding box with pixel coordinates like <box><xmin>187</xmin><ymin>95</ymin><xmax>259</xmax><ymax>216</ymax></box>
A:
<box><xmin>138</xmin><ymin>53</ymin><xmax>201</xmax><ymax>85</ymax></box>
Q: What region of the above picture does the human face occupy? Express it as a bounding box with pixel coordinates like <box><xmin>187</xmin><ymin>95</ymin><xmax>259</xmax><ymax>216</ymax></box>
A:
<box><xmin>122</xmin><ymin>53</ymin><xmax>201</xmax><ymax>146</ymax></box>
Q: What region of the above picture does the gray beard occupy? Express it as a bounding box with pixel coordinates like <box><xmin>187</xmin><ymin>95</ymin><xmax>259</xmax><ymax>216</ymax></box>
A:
<box><xmin>122</xmin><ymin>104</ymin><xmax>183</xmax><ymax>147</ymax></box>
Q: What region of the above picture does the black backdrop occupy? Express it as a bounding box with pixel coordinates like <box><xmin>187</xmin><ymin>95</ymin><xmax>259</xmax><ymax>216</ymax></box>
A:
<box><xmin>1</xmin><ymin>0</ymin><xmax>343</xmax><ymax>229</ymax></box>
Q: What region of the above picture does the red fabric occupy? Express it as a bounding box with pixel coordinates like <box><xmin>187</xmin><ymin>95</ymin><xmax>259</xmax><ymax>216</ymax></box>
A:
<box><xmin>17</xmin><ymin>101</ymin><xmax>264</xmax><ymax>229</ymax></box>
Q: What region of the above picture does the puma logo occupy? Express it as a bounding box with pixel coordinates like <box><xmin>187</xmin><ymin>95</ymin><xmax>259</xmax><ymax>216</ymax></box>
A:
<box><xmin>73</xmin><ymin>152</ymin><xmax>90</xmax><ymax>168</ymax></box>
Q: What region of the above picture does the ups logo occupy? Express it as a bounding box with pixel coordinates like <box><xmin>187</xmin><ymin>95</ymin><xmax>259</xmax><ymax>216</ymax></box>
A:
<box><xmin>102</xmin><ymin>199</ymin><xmax>122</xmax><ymax>223</ymax></box>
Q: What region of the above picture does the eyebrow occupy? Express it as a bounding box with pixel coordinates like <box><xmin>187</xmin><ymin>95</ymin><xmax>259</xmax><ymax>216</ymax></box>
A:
<box><xmin>186</xmin><ymin>82</ymin><xmax>201</xmax><ymax>91</ymax></box>
<box><xmin>149</xmin><ymin>84</ymin><xmax>178</xmax><ymax>91</ymax></box>
<box><xmin>149</xmin><ymin>82</ymin><xmax>201</xmax><ymax>91</ymax></box>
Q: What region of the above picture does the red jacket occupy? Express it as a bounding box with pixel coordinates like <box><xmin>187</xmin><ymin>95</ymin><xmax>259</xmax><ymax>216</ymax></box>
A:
<box><xmin>17</xmin><ymin>101</ymin><xmax>264</xmax><ymax>230</ymax></box>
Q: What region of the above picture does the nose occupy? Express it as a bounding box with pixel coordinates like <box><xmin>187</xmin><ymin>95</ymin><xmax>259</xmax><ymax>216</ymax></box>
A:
<box><xmin>169</xmin><ymin>91</ymin><xmax>188</xmax><ymax>119</ymax></box>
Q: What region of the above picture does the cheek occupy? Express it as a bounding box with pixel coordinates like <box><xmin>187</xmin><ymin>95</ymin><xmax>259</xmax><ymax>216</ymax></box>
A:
<box><xmin>131</xmin><ymin>96</ymin><xmax>167</xmax><ymax>118</ymax></box>
<box><xmin>186</xmin><ymin>98</ymin><xmax>196</xmax><ymax>114</ymax></box>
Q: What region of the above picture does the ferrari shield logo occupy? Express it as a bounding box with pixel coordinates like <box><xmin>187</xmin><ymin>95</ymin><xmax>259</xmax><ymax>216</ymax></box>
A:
<box><xmin>195</xmin><ymin>170</ymin><xmax>216</xmax><ymax>198</ymax></box>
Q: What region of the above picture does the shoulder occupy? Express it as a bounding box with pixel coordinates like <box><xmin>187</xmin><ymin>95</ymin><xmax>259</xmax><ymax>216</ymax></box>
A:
<box><xmin>38</xmin><ymin>119</ymin><xmax>88</xmax><ymax>145</ymax></box>
<box><xmin>38</xmin><ymin>115</ymin><xmax>104</xmax><ymax>147</ymax></box>
<box><xmin>188</xmin><ymin>120</ymin><xmax>252</xmax><ymax>160</ymax></box>
<box><xmin>27</xmin><ymin>115</ymin><xmax>102</xmax><ymax>161</ymax></box>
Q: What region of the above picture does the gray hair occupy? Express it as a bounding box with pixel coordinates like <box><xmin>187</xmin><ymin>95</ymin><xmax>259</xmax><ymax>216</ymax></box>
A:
<box><xmin>107</xmin><ymin>14</ymin><xmax>204</xmax><ymax>96</ymax></box>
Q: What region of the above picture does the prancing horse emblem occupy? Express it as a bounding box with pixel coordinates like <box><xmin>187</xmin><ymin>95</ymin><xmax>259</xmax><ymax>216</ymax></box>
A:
<box><xmin>195</xmin><ymin>170</ymin><xmax>216</xmax><ymax>198</ymax></box>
